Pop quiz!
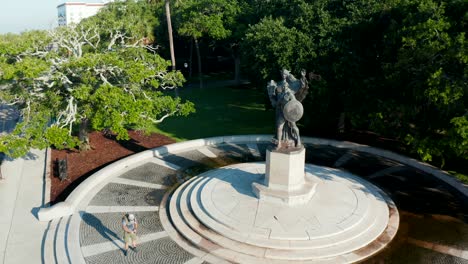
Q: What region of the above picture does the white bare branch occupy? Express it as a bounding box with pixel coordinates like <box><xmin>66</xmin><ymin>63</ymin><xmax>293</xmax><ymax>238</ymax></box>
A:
<box><xmin>4</xmin><ymin>98</ymin><xmax>22</xmax><ymax>105</ymax></box>
<box><xmin>142</xmin><ymin>109</ymin><xmax>177</xmax><ymax>124</ymax></box>
<box><xmin>145</xmin><ymin>70</ymin><xmax>178</xmax><ymax>89</ymax></box>
<box><xmin>49</xmin><ymin>24</ymin><xmax>100</xmax><ymax>58</ymax></box>
<box><xmin>93</xmin><ymin>64</ymin><xmax>122</xmax><ymax>86</ymax></box>
<box><xmin>123</xmin><ymin>87</ymin><xmax>136</xmax><ymax>101</ymax></box>
<box><xmin>142</xmin><ymin>91</ymin><xmax>152</xmax><ymax>100</ymax></box>
<box><xmin>108</xmin><ymin>30</ymin><xmax>126</xmax><ymax>50</ymax></box>
<box><xmin>55</xmin><ymin>96</ymin><xmax>77</xmax><ymax>134</ymax></box>
<box><xmin>145</xmin><ymin>44</ymin><xmax>160</xmax><ymax>53</ymax></box>
<box><xmin>83</xmin><ymin>26</ymin><xmax>100</xmax><ymax>49</ymax></box>
<box><xmin>24</xmin><ymin>100</ymin><xmax>31</xmax><ymax>122</ymax></box>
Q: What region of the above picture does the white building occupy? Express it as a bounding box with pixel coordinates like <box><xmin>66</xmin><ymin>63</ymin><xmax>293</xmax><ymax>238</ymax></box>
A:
<box><xmin>57</xmin><ymin>1</ymin><xmax>112</xmax><ymax>26</ymax></box>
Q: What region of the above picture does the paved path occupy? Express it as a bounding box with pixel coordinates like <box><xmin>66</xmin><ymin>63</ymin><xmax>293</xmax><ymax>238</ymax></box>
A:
<box><xmin>0</xmin><ymin>104</ymin><xmax>51</xmax><ymax>264</ymax></box>
<box><xmin>0</xmin><ymin>149</ymin><xmax>50</xmax><ymax>264</ymax></box>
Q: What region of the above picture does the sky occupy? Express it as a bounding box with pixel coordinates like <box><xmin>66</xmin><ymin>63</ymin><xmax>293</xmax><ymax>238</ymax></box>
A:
<box><xmin>0</xmin><ymin>0</ymin><xmax>62</xmax><ymax>34</ymax></box>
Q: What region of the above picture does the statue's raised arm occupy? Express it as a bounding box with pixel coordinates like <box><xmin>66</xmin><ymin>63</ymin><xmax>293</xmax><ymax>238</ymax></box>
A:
<box><xmin>295</xmin><ymin>69</ymin><xmax>309</xmax><ymax>102</ymax></box>
<box><xmin>267</xmin><ymin>80</ymin><xmax>278</xmax><ymax>108</ymax></box>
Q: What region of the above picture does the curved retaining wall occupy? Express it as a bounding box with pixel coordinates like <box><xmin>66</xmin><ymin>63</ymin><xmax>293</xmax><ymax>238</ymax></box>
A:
<box><xmin>37</xmin><ymin>135</ymin><xmax>467</xmax><ymax>222</ymax></box>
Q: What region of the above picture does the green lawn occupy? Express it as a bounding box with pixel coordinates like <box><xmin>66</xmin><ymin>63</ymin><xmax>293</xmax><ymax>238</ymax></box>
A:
<box><xmin>153</xmin><ymin>85</ymin><xmax>275</xmax><ymax>141</ymax></box>
<box><xmin>152</xmin><ymin>83</ymin><xmax>468</xmax><ymax>187</ymax></box>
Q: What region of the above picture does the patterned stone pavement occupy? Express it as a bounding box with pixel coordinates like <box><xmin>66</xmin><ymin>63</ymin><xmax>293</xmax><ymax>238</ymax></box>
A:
<box><xmin>50</xmin><ymin>141</ymin><xmax>468</xmax><ymax>264</ymax></box>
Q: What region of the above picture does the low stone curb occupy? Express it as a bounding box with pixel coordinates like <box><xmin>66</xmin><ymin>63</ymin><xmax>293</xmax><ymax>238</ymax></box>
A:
<box><xmin>44</xmin><ymin>147</ymin><xmax>52</xmax><ymax>207</ymax></box>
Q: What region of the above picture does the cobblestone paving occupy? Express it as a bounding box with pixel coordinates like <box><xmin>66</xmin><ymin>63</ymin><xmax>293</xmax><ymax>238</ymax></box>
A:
<box><xmin>373</xmin><ymin>168</ymin><xmax>466</xmax><ymax>218</ymax></box>
<box><xmin>206</xmin><ymin>144</ymin><xmax>258</xmax><ymax>164</ymax></box>
<box><xmin>256</xmin><ymin>143</ymin><xmax>269</xmax><ymax>160</ymax></box>
<box><xmin>304</xmin><ymin>144</ymin><xmax>349</xmax><ymax>167</ymax></box>
<box><xmin>89</xmin><ymin>183</ymin><xmax>165</xmax><ymax>206</ymax></box>
<box><xmin>72</xmin><ymin>142</ymin><xmax>468</xmax><ymax>264</ymax></box>
<box><xmin>119</xmin><ymin>163</ymin><xmax>177</xmax><ymax>186</ymax></box>
<box><xmin>79</xmin><ymin>144</ymin><xmax>259</xmax><ymax>264</ymax></box>
<box><xmin>366</xmin><ymin>243</ymin><xmax>468</xmax><ymax>264</ymax></box>
<box><xmin>161</xmin><ymin>150</ymin><xmax>218</xmax><ymax>169</ymax></box>
<box><xmin>404</xmin><ymin>213</ymin><xmax>468</xmax><ymax>249</ymax></box>
<box><xmin>85</xmin><ymin>238</ymin><xmax>193</xmax><ymax>264</ymax></box>
<box><xmin>338</xmin><ymin>151</ymin><xmax>404</xmax><ymax>176</ymax></box>
<box><xmin>80</xmin><ymin>211</ymin><xmax>164</xmax><ymax>246</ymax></box>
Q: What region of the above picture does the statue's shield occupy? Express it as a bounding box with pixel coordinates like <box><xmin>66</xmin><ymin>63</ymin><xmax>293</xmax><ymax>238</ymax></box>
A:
<box><xmin>283</xmin><ymin>100</ymin><xmax>304</xmax><ymax>122</ymax></box>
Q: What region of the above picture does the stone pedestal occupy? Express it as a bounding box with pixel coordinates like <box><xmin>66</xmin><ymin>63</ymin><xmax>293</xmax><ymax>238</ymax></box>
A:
<box><xmin>252</xmin><ymin>147</ymin><xmax>316</xmax><ymax>205</ymax></box>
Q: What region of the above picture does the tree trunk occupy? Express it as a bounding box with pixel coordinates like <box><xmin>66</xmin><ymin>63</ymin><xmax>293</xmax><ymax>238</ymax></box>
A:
<box><xmin>165</xmin><ymin>0</ymin><xmax>176</xmax><ymax>71</ymax></box>
<box><xmin>78</xmin><ymin>118</ymin><xmax>91</xmax><ymax>151</ymax></box>
<box><xmin>234</xmin><ymin>55</ymin><xmax>241</xmax><ymax>86</ymax></box>
<box><xmin>165</xmin><ymin>0</ymin><xmax>179</xmax><ymax>97</ymax></box>
<box><xmin>189</xmin><ymin>38</ymin><xmax>193</xmax><ymax>78</ymax></box>
<box><xmin>338</xmin><ymin>112</ymin><xmax>345</xmax><ymax>134</ymax></box>
<box><xmin>194</xmin><ymin>37</ymin><xmax>203</xmax><ymax>88</ymax></box>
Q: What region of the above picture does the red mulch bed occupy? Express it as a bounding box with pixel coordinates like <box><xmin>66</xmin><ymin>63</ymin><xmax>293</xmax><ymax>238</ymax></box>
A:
<box><xmin>50</xmin><ymin>131</ymin><xmax>175</xmax><ymax>203</ymax></box>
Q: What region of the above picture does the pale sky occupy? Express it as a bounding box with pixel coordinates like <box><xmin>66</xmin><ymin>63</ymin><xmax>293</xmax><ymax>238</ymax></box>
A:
<box><xmin>0</xmin><ymin>0</ymin><xmax>62</xmax><ymax>34</ymax></box>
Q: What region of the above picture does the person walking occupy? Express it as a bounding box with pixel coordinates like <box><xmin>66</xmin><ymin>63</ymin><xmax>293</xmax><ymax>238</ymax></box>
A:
<box><xmin>122</xmin><ymin>213</ymin><xmax>138</xmax><ymax>256</ymax></box>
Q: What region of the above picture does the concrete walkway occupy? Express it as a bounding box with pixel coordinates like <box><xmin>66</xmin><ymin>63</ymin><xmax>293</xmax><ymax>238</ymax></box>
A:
<box><xmin>0</xmin><ymin>104</ymin><xmax>51</xmax><ymax>264</ymax></box>
<box><xmin>0</xmin><ymin>148</ymin><xmax>50</xmax><ymax>264</ymax></box>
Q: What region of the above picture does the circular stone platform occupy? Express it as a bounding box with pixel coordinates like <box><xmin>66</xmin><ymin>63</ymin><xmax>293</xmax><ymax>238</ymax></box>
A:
<box><xmin>164</xmin><ymin>162</ymin><xmax>400</xmax><ymax>263</ymax></box>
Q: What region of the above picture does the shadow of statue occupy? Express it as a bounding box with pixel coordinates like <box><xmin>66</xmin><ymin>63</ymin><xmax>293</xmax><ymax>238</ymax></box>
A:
<box><xmin>196</xmin><ymin>165</ymin><xmax>264</xmax><ymax>199</ymax></box>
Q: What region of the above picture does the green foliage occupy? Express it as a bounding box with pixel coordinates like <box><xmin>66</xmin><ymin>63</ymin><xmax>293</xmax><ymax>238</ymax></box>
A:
<box><xmin>243</xmin><ymin>17</ymin><xmax>314</xmax><ymax>80</ymax></box>
<box><xmin>240</xmin><ymin>0</ymin><xmax>468</xmax><ymax>166</ymax></box>
<box><xmin>448</xmin><ymin>170</ymin><xmax>468</xmax><ymax>184</ymax></box>
<box><xmin>376</xmin><ymin>0</ymin><xmax>468</xmax><ymax>165</ymax></box>
<box><xmin>45</xmin><ymin>126</ymin><xmax>80</xmax><ymax>150</ymax></box>
<box><xmin>0</xmin><ymin>134</ymin><xmax>30</xmax><ymax>158</ymax></box>
<box><xmin>1</xmin><ymin>0</ymin><xmax>466</xmax><ymax>167</ymax></box>
<box><xmin>81</xmin><ymin>0</ymin><xmax>160</xmax><ymax>45</ymax></box>
<box><xmin>0</xmin><ymin>1</ymin><xmax>195</xmax><ymax>158</ymax></box>
<box><xmin>90</xmin><ymin>84</ymin><xmax>136</xmax><ymax>140</ymax></box>
<box><xmin>175</xmin><ymin>0</ymin><xmax>240</xmax><ymax>40</ymax></box>
<box><xmin>0</xmin><ymin>31</ymin><xmax>51</xmax><ymax>56</ymax></box>
<box><xmin>0</xmin><ymin>109</ymin><xmax>74</xmax><ymax>158</ymax></box>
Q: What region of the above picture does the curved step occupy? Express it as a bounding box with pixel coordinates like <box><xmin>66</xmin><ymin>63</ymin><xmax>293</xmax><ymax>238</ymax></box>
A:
<box><xmin>178</xmin><ymin>176</ymin><xmax>269</xmax><ymax>258</ymax></box>
<box><xmin>159</xmin><ymin>182</ymin><xmax>230</xmax><ymax>264</ymax></box>
<box><xmin>189</xmin><ymin>173</ymin><xmax>388</xmax><ymax>253</ymax></box>
<box><xmin>170</xmin><ymin>175</ymin><xmax>390</xmax><ymax>261</ymax></box>
<box><xmin>168</xmin><ymin>177</ymin><xmax>271</xmax><ymax>263</ymax></box>
<box><xmin>164</xmin><ymin>164</ymin><xmax>398</xmax><ymax>263</ymax></box>
<box><xmin>56</xmin><ymin>215</ymin><xmax>72</xmax><ymax>264</ymax></box>
<box><xmin>43</xmin><ymin>218</ymin><xmax>60</xmax><ymax>264</ymax></box>
<box><xmin>169</xmin><ymin>177</ymin><xmax>347</xmax><ymax>263</ymax></box>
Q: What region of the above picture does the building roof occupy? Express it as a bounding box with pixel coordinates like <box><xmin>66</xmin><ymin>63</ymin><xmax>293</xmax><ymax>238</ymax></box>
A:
<box><xmin>57</xmin><ymin>0</ymin><xmax>110</xmax><ymax>8</ymax></box>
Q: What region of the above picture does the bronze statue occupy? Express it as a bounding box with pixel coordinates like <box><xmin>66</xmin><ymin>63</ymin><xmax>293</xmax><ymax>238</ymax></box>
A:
<box><xmin>267</xmin><ymin>69</ymin><xmax>309</xmax><ymax>150</ymax></box>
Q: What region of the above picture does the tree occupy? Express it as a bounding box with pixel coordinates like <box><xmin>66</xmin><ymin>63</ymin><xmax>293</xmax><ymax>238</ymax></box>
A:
<box><xmin>0</xmin><ymin>30</ymin><xmax>59</xmax><ymax>157</ymax></box>
<box><xmin>0</xmin><ymin>21</ymin><xmax>194</xmax><ymax>157</ymax></box>
<box><xmin>174</xmin><ymin>0</ymin><xmax>239</xmax><ymax>88</ymax></box>
<box><xmin>81</xmin><ymin>0</ymin><xmax>160</xmax><ymax>46</ymax></box>
<box><xmin>240</xmin><ymin>0</ymin><xmax>467</xmax><ymax>165</ymax></box>
<box><xmin>242</xmin><ymin>17</ymin><xmax>314</xmax><ymax>80</ymax></box>
<box><xmin>373</xmin><ymin>0</ymin><xmax>468</xmax><ymax>165</ymax></box>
